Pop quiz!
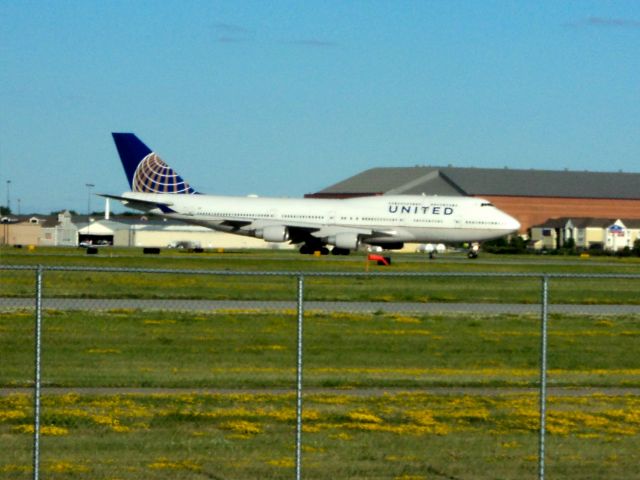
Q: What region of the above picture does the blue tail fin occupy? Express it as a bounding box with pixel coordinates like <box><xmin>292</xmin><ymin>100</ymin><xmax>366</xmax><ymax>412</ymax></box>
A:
<box><xmin>111</xmin><ymin>133</ymin><xmax>196</xmax><ymax>194</ymax></box>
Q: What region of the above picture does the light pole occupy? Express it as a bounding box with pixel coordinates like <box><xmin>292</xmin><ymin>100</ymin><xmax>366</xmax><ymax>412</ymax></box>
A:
<box><xmin>85</xmin><ymin>183</ymin><xmax>95</xmax><ymax>216</ymax></box>
<box><xmin>85</xmin><ymin>183</ymin><xmax>95</xmax><ymax>239</ymax></box>
<box><xmin>6</xmin><ymin>180</ymin><xmax>10</xmax><ymax>213</ymax></box>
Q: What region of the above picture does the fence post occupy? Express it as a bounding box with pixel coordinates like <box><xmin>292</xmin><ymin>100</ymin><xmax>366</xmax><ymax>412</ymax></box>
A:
<box><xmin>33</xmin><ymin>265</ymin><xmax>43</xmax><ymax>480</ymax></box>
<box><xmin>538</xmin><ymin>275</ymin><xmax>549</xmax><ymax>480</ymax></box>
<box><xmin>295</xmin><ymin>274</ymin><xmax>304</xmax><ymax>480</ymax></box>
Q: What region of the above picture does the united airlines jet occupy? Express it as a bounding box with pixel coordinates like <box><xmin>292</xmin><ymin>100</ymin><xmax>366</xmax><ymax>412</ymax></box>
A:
<box><xmin>104</xmin><ymin>133</ymin><xmax>520</xmax><ymax>256</ymax></box>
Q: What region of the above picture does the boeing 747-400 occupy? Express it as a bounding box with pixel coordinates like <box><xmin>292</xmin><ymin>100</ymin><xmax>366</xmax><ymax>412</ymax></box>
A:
<box><xmin>104</xmin><ymin>133</ymin><xmax>520</xmax><ymax>256</ymax></box>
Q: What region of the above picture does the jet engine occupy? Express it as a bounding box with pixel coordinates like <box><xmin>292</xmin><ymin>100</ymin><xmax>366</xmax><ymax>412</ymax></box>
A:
<box><xmin>328</xmin><ymin>233</ymin><xmax>360</xmax><ymax>250</ymax></box>
<box><xmin>256</xmin><ymin>225</ymin><xmax>290</xmax><ymax>242</ymax></box>
<box><xmin>417</xmin><ymin>243</ymin><xmax>445</xmax><ymax>254</ymax></box>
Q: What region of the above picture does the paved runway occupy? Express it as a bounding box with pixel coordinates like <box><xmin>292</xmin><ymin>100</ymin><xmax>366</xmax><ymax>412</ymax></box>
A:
<box><xmin>1</xmin><ymin>297</ymin><xmax>639</xmax><ymax>314</ymax></box>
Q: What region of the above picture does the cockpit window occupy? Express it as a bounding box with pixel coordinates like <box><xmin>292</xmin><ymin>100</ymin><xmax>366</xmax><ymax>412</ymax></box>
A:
<box><xmin>481</xmin><ymin>202</ymin><xmax>494</xmax><ymax>207</ymax></box>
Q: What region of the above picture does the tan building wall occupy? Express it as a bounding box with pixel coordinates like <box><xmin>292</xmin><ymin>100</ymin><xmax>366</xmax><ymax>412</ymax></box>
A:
<box><xmin>1</xmin><ymin>222</ymin><xmax>43</xmax><ymax>246</ymax></box>
<box><xmin>529</xmin><ymin>228</ymin><xmax>558</xmax><ymax>250</ymax></box>
<box><xmin>478</xmin><ymin>196</ymin><xmax>640</xmax><ymax>233</ymax></box>
<box><xmin>130</xmin><ymin>230</ymin><xmax>287</xmax><ymax>249</ymax></box>
<box><xmin>579</xmin><ymin>227</ymin><xmax>606</xmax><ymax>249</ymax></box>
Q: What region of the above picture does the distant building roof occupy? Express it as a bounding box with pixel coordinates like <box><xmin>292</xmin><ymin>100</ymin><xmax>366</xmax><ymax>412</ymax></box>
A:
<box><xmin>530</xmin><ymin>217</ymin><xmax>574</xmax><ymax>229</ymax></box>
<box><xmin>531</xmin><ymin>217</ymin><xmax>640</xmax><ymax>229</ymax></box>
<box><xmin>309</xmin><ymin>166</ymin><xmax>640</xmax><ymax>200</ymax></box>
<box><xmin>5</xmin><ymin>215</ymin><xmax>58</xmax><ymax>227</ymax></box>
<box><xmin>569</xmin><ymin>218</ymin><xmax>616</xmax><ymax>228</ymax></box>
<box><xmin>620</xmin><ymin>219</ymin><xmax>640</xmax><ymax>229</ymax></box>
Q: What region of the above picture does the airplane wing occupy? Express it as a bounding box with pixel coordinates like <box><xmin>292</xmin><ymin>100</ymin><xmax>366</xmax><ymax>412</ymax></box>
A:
<box><xmin>308</xmin><ymin>226</ymin><xmax>397</xmax><ymax>239</ymax></box>
<box><xmin>220</xmin><ymin>219</ymin><xmax>253</xmax><ymax>229</ymax></box>
<box><xmin>244</xmin><ymin>222</ymin><xmax>398</xmax><ymax>244</ymax></box>
<box><xmin>370</xmin><ymin>228</ymin><xmax>398</xmax><ymax>237</ymax></box>
<box><xmin>100</xmin><ymin>192</ymin><xmax>398</xmax><ymax>246</ymax></box>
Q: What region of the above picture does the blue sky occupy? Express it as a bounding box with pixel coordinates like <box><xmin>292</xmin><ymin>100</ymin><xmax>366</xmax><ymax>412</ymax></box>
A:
<box><xmin>2</xmin><ymin>1</ymin><xmax>639</xmax><ymax>214</ymax></box>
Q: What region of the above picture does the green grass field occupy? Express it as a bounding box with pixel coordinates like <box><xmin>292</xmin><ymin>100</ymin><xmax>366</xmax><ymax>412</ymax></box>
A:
<box><xmin>2</xmin><ymin>391</ymin><xmax>638</xmax><ymax>479</ymax></box>
<box><xmin>1</xmin><ymin>248</ymin><xmax>639</xmax><ymax>478</ymax></box>
<box><xmin>4</xmin><ymin>246</ymin><xmax>640</xmax><ymax>274</ymax></box>
<box><xmin>2</xmin><ymin>310</ymin><xmax>640</xmax><ymax>389</ymax></box>
<box><xmin>2</xmin><ymin>246</ymin><xmax>640</xmax><ymax>304</ymax></box>
<box><xmin>1</xmin><ymin>308</ymin><xmax>640</xmax><ymax>478</ymax></box>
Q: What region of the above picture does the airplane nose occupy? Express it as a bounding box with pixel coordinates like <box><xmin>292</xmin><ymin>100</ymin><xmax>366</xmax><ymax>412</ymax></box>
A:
<box><xmin>507</xmin><ymin>215</ymin><xmax>521</xmax><ymax>232</ymax></box>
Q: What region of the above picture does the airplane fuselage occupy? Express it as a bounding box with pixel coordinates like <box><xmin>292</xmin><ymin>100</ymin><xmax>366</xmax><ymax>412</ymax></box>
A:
<box><xmin>119</xmin><ymin>192</ymin><xmax>520</xmax><ymax>247</ymax></box>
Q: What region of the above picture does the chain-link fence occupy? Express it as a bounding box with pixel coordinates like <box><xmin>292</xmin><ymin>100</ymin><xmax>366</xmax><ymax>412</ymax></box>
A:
<box><xmin>1</xmin><ymin>265</ymin><xmax>639</xmax><ymax>479</ymax></box>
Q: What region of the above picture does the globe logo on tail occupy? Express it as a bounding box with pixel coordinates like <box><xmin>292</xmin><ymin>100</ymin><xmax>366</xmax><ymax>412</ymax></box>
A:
<box><xmin>132</xmin><ymin>153</ymin><xmax>195</xmax><ymax>194</ymax></box>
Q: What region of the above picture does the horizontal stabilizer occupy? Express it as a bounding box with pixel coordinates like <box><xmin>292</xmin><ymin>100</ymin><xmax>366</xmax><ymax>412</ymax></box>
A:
<box><xmin>98</xmin><ymin>193</ymin><xmax>176</xmax><ymax>213</ymax></box>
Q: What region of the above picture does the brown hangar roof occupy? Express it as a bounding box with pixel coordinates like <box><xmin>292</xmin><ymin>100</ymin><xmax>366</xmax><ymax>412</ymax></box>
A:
<box><xmin>309</xmin><ymin>166</ymin><xmax>640</xmax><ymax>200</ymax></box>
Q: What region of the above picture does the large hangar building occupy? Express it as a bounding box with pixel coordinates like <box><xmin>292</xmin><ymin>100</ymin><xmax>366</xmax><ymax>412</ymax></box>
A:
<box><xmin>306</xmin><ymin>166</ymin><xmax>640</xmax><ymax>233</ymax></box>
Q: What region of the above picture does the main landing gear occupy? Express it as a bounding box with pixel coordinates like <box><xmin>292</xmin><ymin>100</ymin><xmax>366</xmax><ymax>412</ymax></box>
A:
<box><xmin>299</xmin><ymin>244</ymin><xmax>330</xmax><ymax>255</ymax></box>
<box><xmin>467</xmin><ymin>242</ymin><xmax>480</xmax><ymax>259</ymax></box>
<box><xmin>299</xmin><ymin>245</ymin><xmax>329</xmax><ymax>255</ymax></box>
<box><xmin>298</xmin><ymin>244</ymin><xmax>351</xmax><ymax>256</ymax></box>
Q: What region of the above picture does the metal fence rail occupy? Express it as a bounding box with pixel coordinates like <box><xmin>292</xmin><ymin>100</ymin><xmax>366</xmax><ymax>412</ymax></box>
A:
<box><xmin>1</xmin><ymin>265</ymin><xmax>639</xmax><ymax>480</ymax></box>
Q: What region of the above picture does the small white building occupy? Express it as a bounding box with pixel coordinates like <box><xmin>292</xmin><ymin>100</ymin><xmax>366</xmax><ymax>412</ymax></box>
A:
<box><xmin>530</xmin><ymin>217</ymin><xmax>640</xmax><ymax>252</ymax></box>
<box><xmin>605</xmin><ymin>219</ymin><xmax>640</xmax><ymax>252</ymax></box>
<box><xmin>40</xmin><ymin>211</ymin><xmax>84</xmax><ymax>246</ymax></box>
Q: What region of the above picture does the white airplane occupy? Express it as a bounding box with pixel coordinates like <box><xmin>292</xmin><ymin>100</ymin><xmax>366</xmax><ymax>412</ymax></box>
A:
<box><xmin>104</xmin><ymin>133</ymin><xmax>520</xmax><ymax>257</ymax></box>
